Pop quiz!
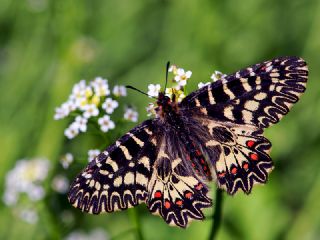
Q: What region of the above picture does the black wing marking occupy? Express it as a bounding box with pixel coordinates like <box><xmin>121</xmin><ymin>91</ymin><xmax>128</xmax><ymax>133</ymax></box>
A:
<box><xmin>68</xmin><ymin>120</ymin><xmax>158</xmax><ymax>214</ymax></box>
<box><xmin>180</xmin><ymin>56</ymin><xmax>308</xmax><ymax>129</ymax></box>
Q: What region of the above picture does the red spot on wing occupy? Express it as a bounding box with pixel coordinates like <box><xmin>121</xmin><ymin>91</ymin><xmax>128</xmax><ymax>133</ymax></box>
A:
<box><xmin>250</xmin><ymin>153</ymin><xmax>259</xmax><ymax>161</ymax></box>
<box><xmin>185</xmin><ymin>192</ymin><xmax>193</xmax><ymax>199</ymax></box>
<box><xmin>218</xmin><ymin>172</ymin><xmax>226</xmax><ymax>178</ymax></box>
<box><xmin>154</xmin><ymin>191</ymin><xmax>162</xmax><ymax>198</ymax></box>
<box><xmin>195</xmin><ymin>149</ymin><xmax>202</xmax><ymax>156</ymax></box>
<box><xmin>175</xmin><ymin>199</ymin><xmax>183</xmax><ymax>206</ymax></box>
<box><xmin>164</xmin><ymin>200</ymin><xmax>171</xmax><ymax>209</ymax></box>
<box><xmin>246</xmin><ymin>140</ymin><xmax>255</xmax><ymax>148</ymax></box>
<box><xmin>231</xmin><ymin>167</ymin><xmax>237</xmax><ymax>175</ymax></box>
<box><xmin>243</xmin><ymin>162</ymin><xmax>249</xmax><ymax>170</ymax></box>
<box><xmin>195</xmin><ymin>183</ymin><xmax>203</xmax><ymax>190</ymax></box>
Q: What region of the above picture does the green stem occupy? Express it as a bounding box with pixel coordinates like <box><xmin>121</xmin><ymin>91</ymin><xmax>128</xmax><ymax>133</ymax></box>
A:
<box><xmin>208</xmin><ymin>188</ymin><xmax>223</xmax><ymax>240</ymax></box>
<box><xmin>128</xmin><ymin>208</ymin><xmax>144</xmax><ymax>240</ymax></box>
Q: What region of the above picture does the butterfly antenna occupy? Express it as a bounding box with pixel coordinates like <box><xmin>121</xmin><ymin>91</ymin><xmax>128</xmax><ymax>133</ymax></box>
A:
<box><xmin>126</xmin><ymin>85</ymin><xmax>157</xmax><ymax>99</ymax></box>
<box><xmin>164</xmin><ymin>61</ymin><xmax>170</xmax><ymax>91</ymax></box>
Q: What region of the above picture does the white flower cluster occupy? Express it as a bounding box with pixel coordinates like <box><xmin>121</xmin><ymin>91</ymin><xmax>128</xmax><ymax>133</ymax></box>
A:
<box><xmin>54</xmin><ymin>77</ymin><xmax>136</xmax><ymax>139</ymax></box>
<box><xmin>3</xmin><ymin>158</ymin><xmax>50</xmax><ymax>224</ymax></box>
<box><xmin>145</xmin><ymin>65</ymin><xmax>192</xmax><ymax>116</ymax></box>
<box><xmin>65</xmin><ymin>228</ymin><xmax>109</xmax><ymax>240</ymax></box>
<box><xmin>3</xmin><ymin>158</ymin><xmax>50</xmax><ymax>206</ymax></box>
<box><xmin>198</xmin><ymin>70</ymin><xmax>227</xmax><ymax>89</ymax></box>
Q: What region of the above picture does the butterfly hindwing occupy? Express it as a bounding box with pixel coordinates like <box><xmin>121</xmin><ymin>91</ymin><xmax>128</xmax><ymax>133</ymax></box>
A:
<box><xmin>198</xmin><ymin>119</ymin><xmax>273</xmax><ymax>194</ymax></box>
<box><xmin>147</xmin><ymin>139</ymin><xmax>212</xmax><ymax>228</ymax></box>
<box><xmin>180</xmin><ymin>115</ymin><xmax>273</xmax><ymax>195</ymax></box>
<box><xmin>68</xmin><ymin>120</ymin><xmax>157</xmax><ymax>213</ymax></box>
<box><xmin>181</xmin><ymin>56</ymin><xmax>308</xmax><ymax>129</ymax></box>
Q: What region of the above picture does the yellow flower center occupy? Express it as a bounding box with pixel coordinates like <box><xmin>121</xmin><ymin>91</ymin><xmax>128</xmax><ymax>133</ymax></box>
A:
<box><xmin>91</xmin><ymin>95</ymin><xmax>100</xmax><ymax>105</ymax></box>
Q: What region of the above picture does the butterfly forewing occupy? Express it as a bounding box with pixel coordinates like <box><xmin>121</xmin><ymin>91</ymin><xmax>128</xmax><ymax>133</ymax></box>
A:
<box><xmin>68</xmin><ymin>120</ymin><xmax>157</xmax><ymax>213</ymax></box>
<box><xmin>180</xmin><ymin>56</ymin><xmax>308</xmax><ymax>129</ymax></box>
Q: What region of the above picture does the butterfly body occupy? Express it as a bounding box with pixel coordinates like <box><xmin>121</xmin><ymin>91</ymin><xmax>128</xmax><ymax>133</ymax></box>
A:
<box><xmin>68</xmin><ymin>57</ymin><xmax>308</xmax><ymax>227</ymax></box>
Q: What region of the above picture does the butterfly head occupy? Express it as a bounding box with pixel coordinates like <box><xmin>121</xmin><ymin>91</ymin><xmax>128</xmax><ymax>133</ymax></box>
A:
<box><xmin>155</xmin><ymin>91</ymin><xmax>179</xmax><ymax>118</ymax></box>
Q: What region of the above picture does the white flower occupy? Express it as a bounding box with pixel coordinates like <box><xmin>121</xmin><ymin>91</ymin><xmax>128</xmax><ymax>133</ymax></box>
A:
<box><xmin>70</xmin><ymin>80</ymin><xmax>95</xmax><ymax>100</ymax></box>
<box><xmin>19</xmin><ymin>209</ymin><xmax>38</xmax><ymax>224</ymax></box>
<box><xmin>3</xmin><ymin>158</ymin><xmax>50</xmax><ymax>206</ymax></box>
<box><xmin>102</xmin><ymin>98</ymin><xmax>119</xmax><ymax>114</ymax></box>
<box><xmin>83</xmin><ymin>104</ymin><xmax>99</xmax><ymax>118</ymax></box>
<box><xmin>124</xmin><ymin>108</ymin><xmax>138</xmax><ymax>122</ymax></box>
<box><xmin>60</xmin><ymin>153</ymin><xmax>74</xmax><ymax>169</ymax></box>
<box><xmin>70</xmin><ymin>83</ymin><xmax>93</xmax><ymax>109</ymax></box>
<box><xmin>74</xmin><ymin>96</ymin><xmax>89</xmax><ymax>110</ymax></box>
<box><xmin>168</xmin><ymin>64</ymin><xmax>177</xmax><ymax>74</ymax></box>
<box><xmin>211</xmin><ymin>70</ymin><xmax>226</xmax><ymax>82</ymax></box>
<box><xmin>64</xmin><ymin>122</ymin><xmax>80</xmax><ymax>139</ymax></box>
<box><xmin>147</xmin><ymin>84</ymin><xmax>161</xmax><ymax>97</ymax></box>
<box><xmin>75</xmin><ymin>116</ymin><xmax>88</xmax><ymax>132</ymax></box>
<box><xmin>112</xmin><ymin>85</ymin><xmax>127</xmax><ymax>97</ymax></box>
<box><xmin>146</xmin><ymin>103</ymin><xmax>156</xmax><ymax>117</ymax></box>
<box><xmin>91</xmin><ymin>77</ymin><xmax>110</xmax><ymax>97</ymax></box>
<box><xmin>54</xmin><ymin>101</ymin><xmax>76</xmax><ymax>120</ymax></box>
<box><xmin>98</xmin><ymin>115</ymin><xmax>115</xmax><ymax>132</ymax></box>
<box><xmin>54</xmin><ymin>107</ymin><xmax>66</xmax><ymax>120</ymax></box>
<box><xmin>88</xmin><ymin>149</ymin><xmax>101</xmax><ymax>162</ymax></box>
<box><xmin>3</xmin><ymin>189</ymin><xmax>18</xmax><ymax>206</ymax></box>
<box><xmin>198</xmin><ymin>82</ymin><xmax>211</xmax><ymax>89</ymax></box>
<box><xmin>52</xmin><ymin>175</ymin><xmax>69</xmax><ymax>194</ymax></box>
<box><xmin>28</xmin><ymin>185</ymin><xmax>45</xmax><ymax>201</ymax></box>
<box><xmin>70</xmin><ymin>80</ymin><xmax>88</xmax><ymax>100</ymax></box>
<box><xmin>174</xmin><ymin>68</ymin><xmax>192</xmax><ymax>86</ymax></box>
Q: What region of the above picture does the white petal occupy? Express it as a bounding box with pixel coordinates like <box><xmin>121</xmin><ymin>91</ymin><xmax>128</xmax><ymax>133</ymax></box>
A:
<box><xmin>185</xmin><ymin>71</ymin><xmax>192</xmax><ymax>78</ymax></box>
<box><xmin>176</xmin><ymin>68</ymin><xmax>185</xmax><ymax>76</ymax></box>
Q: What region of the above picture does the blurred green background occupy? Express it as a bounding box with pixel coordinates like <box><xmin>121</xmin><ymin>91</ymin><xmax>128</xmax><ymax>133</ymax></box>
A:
<box><xmin>1</xmin><ymin>0</ymin><xmax>320</xmax><ymax>239</ymax></box>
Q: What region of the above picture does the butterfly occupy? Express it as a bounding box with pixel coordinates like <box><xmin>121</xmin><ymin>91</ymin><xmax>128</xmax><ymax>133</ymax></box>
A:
<box><xmin>68</xmin><ymin>56</ymin><xmax>308</xmax><ymax>228</ymax></box>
